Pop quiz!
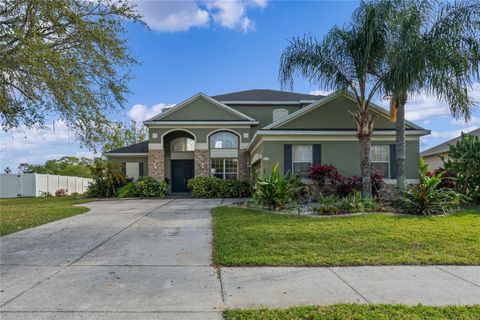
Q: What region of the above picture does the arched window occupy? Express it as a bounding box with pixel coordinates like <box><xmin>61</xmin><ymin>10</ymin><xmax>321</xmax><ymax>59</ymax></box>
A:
<box><xmin>171</xmin><ymin>137</ymin><xmax>195</xmax><ymax>152</ymax></box>
<box><xmin>273</xmin><ymin>108</ymin><xmax>289</xmax><ymax>122</ymax></box>
<box><xmin>209</xmin><ymin>131</ymin><xmax>238</xmax><ymax>149</ymax></box>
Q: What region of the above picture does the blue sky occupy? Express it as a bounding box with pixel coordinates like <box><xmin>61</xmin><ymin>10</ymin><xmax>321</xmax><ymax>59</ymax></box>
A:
<box><xmin>1</xmin><ymin>0</ymin><xmax>479</xmax><ymax>171</ymax></box>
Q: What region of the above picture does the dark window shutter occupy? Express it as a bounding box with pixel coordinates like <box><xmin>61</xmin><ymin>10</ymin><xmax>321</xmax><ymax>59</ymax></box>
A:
<box><xmin>139</xmin><ymin>162</ymin><xmax>144</xmax><ymax>176</ymax></box>
<box><xmin>389</xmin><ymin>144</ymin><xmax>397</xmax><ymax>179</ymax></box>
<box><xmin>313</xmin><ymin>144</ymin><xmax>322</xmax><ymax>165</ymax></box>
<box><xmin>121</xmin><ymin>163</ymin><xmax>126</xmax><ymax>175</ymax></box>
<box><xmin>284</xmin><ymin>144</ymin><xmax>292</xmax><ymax>175</ymax></box>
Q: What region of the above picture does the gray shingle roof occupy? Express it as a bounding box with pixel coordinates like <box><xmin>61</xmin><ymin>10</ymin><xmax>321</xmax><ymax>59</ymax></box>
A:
<box><xmin>105</xmin><ymin>141</ymin><xmax>149</xmax><ymax>154</ymax></box>
<box><xmin>211</xmin><ymin>89</ymin><xmax>323</xmax><ymax>102</ymax></box>
<box><xmin>420</xmin><ymin>128</ymin><xmax>479</xmax><ymax>157</ymax></box>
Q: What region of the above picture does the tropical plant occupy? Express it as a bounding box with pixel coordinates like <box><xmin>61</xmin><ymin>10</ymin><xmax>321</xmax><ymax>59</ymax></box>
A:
<box><xmin>253</xmin><ymin>163</ymin><xmax>303</xmax><ymax>210</ymax></box>
<box><xmin>86</xmin><ymin>158</ymin><xmax>127</xmax><ymax>197</ymax></box>
<box><xmin>396</xmin><ymin>168</ymin><xmax>464</xmax><ymax>216</ymax></box>
<box><xmin>442</xmin><ymin>133</ymin><xmax>480</xmax><ymax>201</ymax></box>
<box><xmin>314</xmin><ymin>195</ymin><xmax>340</xmax><ymax>215</ymax></box>
<box><xmin>427</xmin><ymin>168</ymin><xmax>455</xmax><ymax>190</ymax></box>
<box><xmin>313</xmin><ymin>191</ymin><xmax>381</xmax><ymax>215</ymax></box>
<box><xmin>377</xmin><ymin>0</ymin><xmax>480</xmax><ymax>191</ymax></box>
<box><xmin>334</xmin><ymin>171</ymin><xmax>384</xmax><ymax>198</ymax></box>
<box><xmin>308</xmin><ymin>164</ymin><xmax>339</xmax><ymax>187</ymax></box>
<box><xmin>279</xmin><ymin>2</ymin><xmax>388</xmax><ymax>197</ymax></box>
<box><xmin>132</xmin><ymin>176</ymin><xmax>168</xmax><ymax>198</ymax></box>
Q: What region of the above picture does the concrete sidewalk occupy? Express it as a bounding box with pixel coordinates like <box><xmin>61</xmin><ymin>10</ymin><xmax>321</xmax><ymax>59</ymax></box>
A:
<box><xmin>221</xmin><ymin>266</ymin><xmax>480</xmax><ymax>308</ymax></box>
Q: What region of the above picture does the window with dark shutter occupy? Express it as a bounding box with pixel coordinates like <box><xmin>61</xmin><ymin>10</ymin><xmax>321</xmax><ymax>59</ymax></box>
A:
<box><xmin>389</xmin><ymin>144</ymin><xmax>397</xmax><ymax>179</ymax></box>
<box><xmin>284</xmin><ymin>144</ymin><xmax>292</xmax><ymax>175</ymax></box>
<box><xmin>313</xmin><ymin>144</ymin><xmax>322</xmax><ymax>165</ymax></box>
<box><xmin>139</xmin><ymin>162</ymin><xmax>144</xmax><ymax>176</ymax></box>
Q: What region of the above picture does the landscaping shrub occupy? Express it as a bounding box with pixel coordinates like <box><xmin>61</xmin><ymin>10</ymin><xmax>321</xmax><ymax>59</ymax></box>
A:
<box><xmin>308</xmin><ymin>164</ymin><xmax>339</xmax><ymax>187</ymax></box>
<box><xmin>253</xmin><ymin>163</ymin><xmax>303</xmax><ymax>210</ymax></box>
<box><xmin>308</xmin><ymin>163</ymin><xmax>384</xmax><ymax>198</ymax></box>
<box><xmin>396</xmin><ymin>166</ymin><xmax>464</xmax><ymax>216</ymax></box>
<box><xmin>187</xmin><ymin>176</ymin><xmax>251</xmax><ymax>198</ymax></box>
<box><xmin>55</xmin><ymin>188</ymin><xmax>67</xmax><ymax>197</ymax></box>
<box><xmin>117</xmin><ymin>182</ymin><xmax>137</xmax><ymax>198</ymax></box>
<box><xmin>86</xmin><ymin>159</ymin><xmax>127</xmax><ymax>197</ymax></box>
<box><xmin>442</xmin><ymin>133</ymin><xmax>480</xmax><ymax>202</ymax></box>
<box><xmin>314</xmin><ymin>195</ymin><xmax>340</xmax><ymax>215</ymax></box>
<box><xmin>428</xmin><ymin>168</ymin><xmax>455</xmax><ymax>189</ymax></box>
<box><xmin>313</xmin><ymin>191</ymin><xmax>381</xmax><ymax>215</ymax></box>
<box><xmin>336</xmin><ymin>175</ymin><xmax>362</xmax><ymax>197</ymax></box>
<box><xmin>336</xmin><ymin>173</ymin><xmax>384</xmax><ymax>198</ymax></box>
<box><xmin>338</xmin><ymin>191</ymin><xmax>381</xmax><ymax>213</ymax></box>
<box><xmin>132</xmin><ymin>176</ymin><xmax>168</xmax><ymax>198</ymax></box>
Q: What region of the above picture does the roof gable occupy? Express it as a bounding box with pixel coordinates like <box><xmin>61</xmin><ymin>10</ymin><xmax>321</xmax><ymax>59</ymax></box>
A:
<box><xmin>421</xmin><ymin>128</ymin><xmax>479</xmax><ymax>156</ymax></box>
<box><xmin>105</xmin><ymin>141</ymin><xmax>149</xmax><ymax>154</ymax></box>
<box><xmin>265</xmin><ymin>91</ymin><xmax>425</xmax><ymax>131</ymax></box>
<box><xmin>145</xmin><ymin>93</ymin><xmax>255</xmax><ymax>123</ymax></box>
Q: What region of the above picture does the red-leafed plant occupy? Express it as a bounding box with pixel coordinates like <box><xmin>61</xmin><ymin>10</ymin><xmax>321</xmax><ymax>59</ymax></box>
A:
<box><xmin>308</xmin><ymin>164</ymin><xmax>384</xmax><ymax>198</ymax></box>
<box><xmin>55</xmin><ymin>188</ymin><xmax>67</xmax><ymax>197</ymax></box>
<box><xmin>308</xmin><ymin>164</ymin><xmax>340</xmax><ymax>187</ymax></box>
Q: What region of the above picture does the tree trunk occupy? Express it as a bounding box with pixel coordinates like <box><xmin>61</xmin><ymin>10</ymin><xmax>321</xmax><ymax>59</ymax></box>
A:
<box><xmin>396</xmin><ymin>101</ymin><xmax>407</xmax><ymax>191</ymax></box>
<box><xmin>359</xmin><ymin>135</ymin><xmax>372</xmax><ymax>198</ymax></box>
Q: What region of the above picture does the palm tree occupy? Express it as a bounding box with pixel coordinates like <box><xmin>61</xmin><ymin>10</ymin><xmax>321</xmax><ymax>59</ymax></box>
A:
<box><xmin>379</xmin><ymin>0</ymin><xmax>480</xmax><ymax>190</ymax></box>
<box><xmin>279</xmin><ymin>2</ymin><xmax>387</xmax><ymax>197</ymax></box>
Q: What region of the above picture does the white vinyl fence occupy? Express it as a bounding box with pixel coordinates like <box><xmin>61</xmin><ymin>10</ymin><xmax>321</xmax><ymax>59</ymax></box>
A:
<box><xmin>0</xmin><ymin>174</ymin><xmax>91</xmax><ymax>198</ymax></box>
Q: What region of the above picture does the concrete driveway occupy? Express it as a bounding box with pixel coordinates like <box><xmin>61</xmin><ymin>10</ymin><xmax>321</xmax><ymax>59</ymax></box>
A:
<box><xmin>1</xmin><ymin>199</ymin><xmax>479</xmax><ymax>319</ymax></box>
<box><xmin>0</xmin><ymin>199</ymin><xmax>232</xmax><ymax>319</ymax></box>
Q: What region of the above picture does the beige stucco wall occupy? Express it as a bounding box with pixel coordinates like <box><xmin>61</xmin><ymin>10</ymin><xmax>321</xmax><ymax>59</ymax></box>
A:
<box><xmin>423</xmin><ymin>154</ymin><xmax>446</xmax><ymax>171</ymax></box>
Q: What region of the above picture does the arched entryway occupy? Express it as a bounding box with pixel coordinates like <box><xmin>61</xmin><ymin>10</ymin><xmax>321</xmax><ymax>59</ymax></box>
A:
<box><xmin>162</xmin><ymin>130</ymin><xmax>195</xmax><ymax>193</ymax></box>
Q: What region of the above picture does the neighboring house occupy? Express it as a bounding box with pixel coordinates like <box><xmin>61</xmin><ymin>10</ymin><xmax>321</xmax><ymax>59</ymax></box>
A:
<box><xmin>420</xmin><ymin>128</ymin><xmax>480</xmax><ymax>171</ymax></box>
<box><xmin>105</xmin><ymin>89</ymin><xmax>430</xmax><ymax>193</ymax></box>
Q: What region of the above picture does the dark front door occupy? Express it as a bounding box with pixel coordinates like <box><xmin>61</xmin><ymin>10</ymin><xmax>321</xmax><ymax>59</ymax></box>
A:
<box><xmin>171</xmin><ymin>160</ymin><xmax>194</xmax><ymax>193</ymax></box>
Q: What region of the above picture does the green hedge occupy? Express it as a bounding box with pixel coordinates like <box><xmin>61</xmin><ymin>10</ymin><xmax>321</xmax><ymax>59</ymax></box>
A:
<box><xmin>187</xmin><ymin>176</ymin><xmax>251</xmax><ymax>198</ymax></box>
<box><xmin>118</xmin><ymin>176</ymin><xmax>168</xmax><ymax>198</ymax></box>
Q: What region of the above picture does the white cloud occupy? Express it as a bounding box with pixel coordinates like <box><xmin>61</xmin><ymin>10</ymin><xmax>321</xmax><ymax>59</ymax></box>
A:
<box><xmin>133</xmin><ymin>1</ymin><xmax>209</xmax><ymax>32</ymax></box>
<box><xmin>127</xmin><ymin>102</ymin><xmax>175</xmax><ymax>123</ymax></box>
<box><xmin>451</xmin><ymin>116</ymin><xmax>480</xmax><ymax>127</ymax></box>
<box><xmin>207</xmin><ymin>0</ymin><xmax>258</xmax><ymax>32</ymax></box>
<box><xmin>1</xmin><ymin>120</ymin><xmax>73</xmax><ymax>153</ymax></box>
<box><xmin>0</xmin><ymin>120</ymin><xmax>100</xmax><ymax>170</ymax></box>
<box><xmin>403</xmin><ymin>94</ymin><xmax>450</xmax><ymax>121</ymax></box>
<box><xmin>393</xmin><ymin>82</ymin><xmax>480</xmax><ymax>122</ymax></box>
<box><xmin>430</xmin><ymin>126</ymin><xmax>478</xmax><ymax>140</ymax></box>
<box><xmin>310</xmin><ymin>89</ymin><xmax>333</xmax><ymax>96</ymax></box>
<box><xmin>133</xmin><ymin>0</ymin><xmax>267</xmax><ymax>33</ymax></box>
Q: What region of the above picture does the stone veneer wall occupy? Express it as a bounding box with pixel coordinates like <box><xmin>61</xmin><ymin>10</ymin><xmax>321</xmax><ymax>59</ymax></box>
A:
<box><xmin>148</xmin><ymin>149</ymin><xmax>164</xmax><ymax>181</ymax></box>
<box><xmin>238</xmin><ymin>149</ymin><xmax>250</xmax><ymax>181</ymax></box>
<box><xmin>194</xmin><ymin>150</ymin><xmax>210</xmax><ymax>177</ymax></box>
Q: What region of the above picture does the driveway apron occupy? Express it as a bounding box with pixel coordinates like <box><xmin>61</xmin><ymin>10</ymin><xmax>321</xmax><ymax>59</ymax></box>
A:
<box><xmin>0</xmin><ymin>199</ymin><xmax>229</xmax><ymax>320</ymax></box>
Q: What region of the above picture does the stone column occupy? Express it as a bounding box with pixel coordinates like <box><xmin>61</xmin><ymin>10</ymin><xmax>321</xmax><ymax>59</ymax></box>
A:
<box><xmin>238</xmin><ymin>149</ymin><xmax>250</xmax><ymax>181</ymax></box>
<box><xmin>194</xmin><ymin>150</ymin><xmax>210</xmax><ymax>177</ymax></box>
<box><xmin>148</xmin><ymin>149</ymin><xmax>164</xmax><ymax>181</ymax></box>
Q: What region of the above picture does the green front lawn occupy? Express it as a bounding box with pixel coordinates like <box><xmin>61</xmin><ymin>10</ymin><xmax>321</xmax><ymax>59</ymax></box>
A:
<box><xmin>224</xmin><ymin>304</ymin><xmax>480</xmax><ymax>320</ymax></box>
<box><xmin>212</xmin><ymin>206</ymin><xmax>480</xmax><ymax>266</ymax></box>
<box><xmin>0</xmin><ymin>197</ymin><xmax>91</xmax><ymax>236</ymax></box>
